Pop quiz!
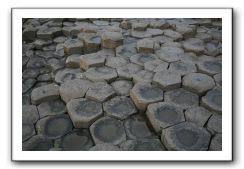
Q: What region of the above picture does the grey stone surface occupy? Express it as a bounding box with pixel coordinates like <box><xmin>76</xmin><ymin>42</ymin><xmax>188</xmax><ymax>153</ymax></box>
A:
<box><xmin>82</xmin><ymin>34</ymin><xmax>101</xmax><ymax>53</ymax></box>
<box><xmin>183</xmin><ymin>38</ymin><xmax>205</xmax><ymax>54</ymax></box>
<box><xmin>89</xmin><ymin>143</ymin><xmax>121</xmax><ymax>151</ymax></box>
<box><xmin>84</xmin><ymin>66</ymin><xmax>117</xmax><ymax>82</ymax></box>
<box><xmin>209</xmin><ymin>134</ymin><xmax>222</xmax><ymax>151</ymax></box>
<box><xmin>80</xmin><ymin>53</ymin><xmax>106</xmax><ymax>70</ymax></box>
<box><xmin>132</xmin><ymin>22</ymin><xmax>148</xmax><ymax>31</ymax></box>
<box><xmin>206</xmin><ymin>113</ymin><xmax>222</xmax><ymax>134</ymax></box>
<box><xmin>214</xmin><ymin>73</ymin><xmax>222</xmax><ymax>86</ymax></box>
<box><xmin>105</xmin><ymin>56</ymin><xmax>128</xmax><ymax>68</ymax></box>
<box><xmin>117</xmin><ymin>63</ymin><xmax>143</xmax><ymax>80</ymax></box>
<box><xmin>130</xmin><ymin>53</ymin><xmax>157</xmax><ymax>66</ymax></box>
<box><xmin>102</xmin><ymin>32</ymin><xmax>123</xmax><ymax>49</ymax></box>
<box><xmin>144</xmin><ymin>59</ymin><xmax>169</xmax><ymax>72</ymax></box>
<box><xmin>136</xmin><ymin>39</ymin><xmax>157</xmax><ymax>53</ymax></box>
<box><xmin>22</xmin><ymin>121</ymin><xmax>36</xmax><ymax>142</ymax></box>
<box><xmin>133</xmin><ymin>70</ymin><xmax>154</xmax><ymax>83</ymax></box>
<box><xmin>111</xmin><ymin>80</ymin><xmax>133</xmax><ymax>96</ymax></box>
<box><xmin>168</xmin><ymin>61</ymin><xmax>197</xmax><ymax>76</ymax></box>
<box><xmin>201</xmin><ymin>87</ymin><xmax>222</xmax><ymax>113</ymax></box>
<box><xmin>23</xmin><ymin>135</ymin><xmax>53</xmax><ymax>151</ymax></box>
<box><xmin>23</xmin><ymin>78</ymin><xmax>37</xmax><ymax>93</ymax></box>
<box><xmin>156</xmin><ymin>46</ymin><xmax>184</xmax><ymax>62</ymax></box>
<box><xmin>197</xmin><ymin>58</ymin><xmax>222</xmax><ymax>76</ymax></box>
<box><xmin>163</xmin><ymin>29</ymin><xmax>183</xmax><ymax>41</ymax></box>
<box><xmin>54</xmin><ymin>68</ymin><xmax>83</xmax><ymax>84</ymax></box>
<box><xmin>65</xmin><ymin>54</ymin><xmax>81</xmax><ymax>68</ymax></box>
<box><xmin>63</xmin><ymin>39</ymin><xmax>84</xmax><ymax>55</ymax></box>
<box><xmin>116</xmin><ymin>44</ymin><xmax>137</xmax><ymax>59</ymax></box>
<box><xmin>185</xmin><ymin>106</ymin><xmax>212</xmax><ymax>126</ymax></box>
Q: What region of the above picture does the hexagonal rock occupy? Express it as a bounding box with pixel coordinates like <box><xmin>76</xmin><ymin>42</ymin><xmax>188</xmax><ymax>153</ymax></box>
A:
<box><xmin>67</xmin><ymin>98</ymin><xmax>103</xmax><ymax>128</ymax></box>
<box><xmin>168</xmin><ymin>61</ymin><xmax>197</xmax><ymax>76</ymax></box>
<box><xmin>161</xmin><ymin>122</ymin><xmax>211</xmax><ymax>151</ymax></box>
<box><xmin>22</xmin><ymin>135</ymin><xmax>53</xmax><ymax>151</ymax></box>
<box><xmin>146</xmin><ymin>102</ymin><xmax>185</xmax><ymax>132</ymax></box>
<box><xmin>124</xmin><ymin>115</ymin><xmax>156</xmax><ymax>140</ymax></box>
<box><xmin>89</xmin><ymin>143</ymin><xmax>121</xmax><ymax>151</ymax></box>
<box><xmin>197</xmin><ymin>59</ymin><xmax>222</xmax><ymax>76</ymax></box>
<box><xmin>178</xmin><ymin>52</ymin><xmax>199</xmax><ymax>64</ymax></box>
<box><xmin>163</xmin><ymin>29</ymin><xmax>183</xmax><ymax>41</ymax></box>
<box><xmin>116</xmin><ymin>45</ymin><xmax>137</xmax><ymax>59</ymax></box>
<box><xmin>130</xmin><ymin>53</ymin><xmax>157</xmax><ymax>67</ymax></box>
<box><xmin>153</xmin><ymin>70</ymin><xmax>181</xmax><ymax>91</ymax></box>
<box><xmin>209</xmin><ymin>134</ymin><xmax>222</xmax><ymax>151</ymax></box>
<box><xmin>111</xmin><ymin>80</ymin><xmax>133</xmax><ymax>96</ymax></box>
<box><xmin>131</xmin><ymin>30</ymin><xmax>152</xmax><ymax>39</ymax></box>
<box><xmin>133</xmin><ymin>70</ymin><xmax>154</xmax><ymax>83</ymax></box>
<box><xmin>37</xmin><ymin>99</ymin><xmax>66</xmax><ymax>118</ymax></box>
<box><xmin>206</xmin><ymin>114</ymin><xmax>222</xmax><ymax>134</ymax></box>
<box><xmin>120</xmin><ymin>139</ymin><xmax>166</xmax><ymax>151</ymax></box>
<box><xmin>175</xmin><ymin>24</ymin><xmax>196</xmax><ymax>39</ymax></box>
<box><xmin>35</xmin><ymin>114</ymin><xmax>73</xmax><ymax>139</ymax></box>
<box><xmin>214</xmin><ymin>73</ymin><xmax>222</xmax><ymax>86</ymax></box>
<box><xmin>22</xmin><ymin>105</ymin><xmax>39</xmax><ymax>124</ymax></box>
<box><xmin>66</xmin><ymin>54</ymin><xmax>81</xmax><ymax>68</ymax></box>
<box><xmin>101</xmin><ymin>32</ymin><xmax>123</xmax><ymax>49</ymax></box>
<box><xmin>80</xmin><ymin>53</ymin><xmax>106</xmax><ymax>70</ymax></box>
<box><xmin>201</xmin><ymin>87</ymin><xmax>222</xmax><ymax>113</ymax></box>
<box><xmin>59</xmin><ymin>79</ymin><xmax>92</xmax><ymax>103</ymax></box>
<box><xmin>86</xmin><ymin>82</ymin><xmax>116</xmax><ymax>102</ymax></box>
<box><xmin>164</xmin><ymin>88</ymin><xmax>199</xmax><ymax>109</ymax></box>
<box><xmin>103</xmin><ymin>96</ymin><xmax>137</xmax><ymax>120</ymax></box>
<box><xmin>183</xmin><ymin>38</ymin><xmax>205</xmax><ymax>54</ymax></box>
<box><xmin>136</xmin><ymin>39</ymin><xmax>157</xmax><ymax>53</ymax></box>
<box><xmin>55</xmin><ymin>68</ymin><xmax>83</xmax><ymax>84</ymax></box>
<box><xmin>27</xmin><ymin>57</ymin><xmax>46</xmax><ymax>68</ymax></box>
<box><xmin>23</xmin><ymin>26</ymin><xmax>37</xmax><ymax>42</ymax></box>
<box><xmin>132</xmin><ymin>22</ymin><xmax>148</xmax><ymax>31</ymax></box>
<box><xmin>63</xmin><ymin>39</ymin><xmax>84</xmax><ymax>55</ymax></box>
<box><xmin>89</xmin><ymin>117</ymin><xmax>126</xmax><ymax>145</ymax></box>
<box><xmin>156</xmin><ymin>46</ymin><xmax>184</xmax><ymax>63</ymax></box>
<box><xmin>31</xmin><ymin>83</ymin><xmax>60</xmax><ymax>105</ymax></box>
<box><xmin>185</xmin><ymin>106</ymin><xmax>212</xmax><ymax>127</ymax></box>
<box><xmin>22</xmin><ymin>78</ymin><xmax>36</xmax><ymax>93</ymax></box>
<box><xmin>150</xmin><ymin>19</ymin><xmax>169</xmax><ymax>29</ymax></box>
<box><xmin>56</xmin><ymin>129</ymin><xmax>94</xmax><ymax>151</ymax></box>
<box><xmin>82</xmin><ymin>34</ymin><xmax>101</xmax><ymax>53</ymax></box>
<box><xmin>105</xmin><ymin>56</ymin><xmax>128</xmax><ymax>68</ymax></box>
<box><xmin>182</xmin><ymin>73</ymin><xmax>215</xmax><ymax>95</ymax></box>
<box><xmin>84</xmin><ymin>66</ymin><xmax>117</xmax><ymax>82</ymax></box>
<box><xmin>117</xmin><ymin>63</ymin><xmax>143</xmax><ymax>80</ymax></box>
<box><xmin>22</xmin><ymin>121</ymin><xmax>35</xmax><ymax>142</ymax></box>
<box><xmin>130</xmin><ymin>83</ymin><xmax>164</xmax><ymax>111</ymax></box>
<box><xmin>37</xmin><ymin>27</ymin><xmax>61</xmax><ymax>40</ymax></box>
<box><xmin>147</xmin><ymin>28</ymin><xmax>164</xmax><ymax>37</ymax></box>
<box><xmin>144</xmin><ymin>59</ymin><xmax>169</xmax><ymax>72</ymax></box>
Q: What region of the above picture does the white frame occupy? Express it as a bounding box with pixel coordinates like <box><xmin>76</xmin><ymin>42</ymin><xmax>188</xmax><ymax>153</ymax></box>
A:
<box><xmin>12</xmin><ymin>8</ymin><xmax>232</xmax><ymax>161</ymax></box>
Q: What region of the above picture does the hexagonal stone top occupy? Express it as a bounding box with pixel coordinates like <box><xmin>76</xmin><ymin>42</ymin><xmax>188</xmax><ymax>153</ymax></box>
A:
<box><xmin>161</xmin><ymin>122</ymin><xmax>211</xmax><ymax>151</ymax></box>
<box><xmin>130</xmin><ymin>53</ymin><xmax>157</xmax><ymax>66</ymax></box>
<box><xmin>153</xmin><ymin>70</ymin><xmax>181</xmax><ymax>91</ymax></box>
<box><xmin>103</xmin><ymin>96</ymin><xmax>137</xmax><ymax>120</ymax></box>
<box><xmin>117</xmin><ymin>63</ymin><xmax>143</xmax><ymax>80</ymax></box>
<box><xmin>55</xmin><ymin>68</ymin><xmax>83</xmax><ymax>84</ymax></box>
<box><xmin>183</xmin><ymin>38</ymin><xmax>205</xmax><ymax>54</ymax></box>
<box><xmin>63</xmin><ymin>39</ymin><xmax>84</xmax><ymax>55</ymax></box>
<box><xmin>185</xmin><ymin>106</ymin><xmax>212</xmax><ymax>126</ymax></box>
<box><xmin>136</xmin><ymin>39</ymin><xmax>156</xmax><ymax>53</ymax></box>
<box><xmin>84</xmin><ymin>66</ymin><xmax>117</xmax><ymax>82</ymax></box>
<box><xmin>183</xmin><ymin>73</ymin><xmax>215</xmax><ymax>95</ymax></box>
<box><xmin>201</xmin><ymin>87</ymin><xmax>222</xmax><ymax>113</ymax></box>
<box><xmin>163</xmin><ymin>29</ymin><xmax>183</xmax><ymax>41</ymax></box>
<box><xmin>22</xmin><ymin>135</ymin><xmax>53</xmax><ymax>151</ymax></box>
<box><xmin>66</xmin><ymin>54</ymin><xmax>81</xmax><ymax>68</ymax></box>
<box><xmin>156</xmin><ymin>46</ymin><xmax>184</xmax><ymax>62</ymax></box>
<box><xmin>67</xmin><ymin>98</ymin><xmax>103</xmax><ymax>128</ymax></box>
<box><xmin>168</xmin><ymin>61</ymin><xmax>197</xmax><ymax>76</ymax></box>
<box><xmin>130</xmin><ymin>83</ymin><xmax>164</xmax><ymax>111</ymax></box>
<box><xmin>22</xmin><ymin>105</ymin><xmax>39</xmax><ymax>124</ymax></box>
<box><xmin>132</xmin><ymin>22</ymin><xmax>148</xmax><ymax>31</ymax></box>
<box><xmin>144</xmin><ymin>59</ymin><xmax>169</xmax><ymax>72</ymax></box>
<box><xmin>89</xmin><ymin>116</ymin><xmax>126</xmax><ymax>145</ymax></box>
<box><xmin>35</xmin><ymin>114</ymin><xmax>73</xmax><ymax>139</ymax></box>
<box><xmin>206</xmin><ymin>113</ymin><xmax>222</xmax><ymax>134</ymax></box>
<box><xmin>31</xmin><ymin>83</ymin><xmax>60</xmax><ymax>105</ymax></box>
<box><xmin>111</xmin><ymin>80</ymin><xmax>133</xmax><ymax>96</ymax></box>
<box><xmin>59</xmin><ymin>79</ymin><xmax>92</xmax><ymax>103</ymax></box>
<box><xmin>105</xmin><ymin>56</ymin><xmax>128</xmax><ymax>68</ymax></box>
<box><xmin>133</xmin><ymin>70</ymin><xmax>154</xmax><ymax>84</ymax></box>
<box><xmin>146</xmin><ymin>102</ymin><xmax>185</xmax><ymax>132</ymax></box>
<box><xmin>164</xmin><ymin>88</ymin><xmax>199</xmax><ymax>109</ymax></box>
<box><xmin>80</xmin><ymin>53</ymin><xmax>106</xmax><ymax>70</ymax></box>
<box><xmin>197</xmin><ymin>58</ymin><xmax>222</xmax><ymax>76</ymax></box>
<box><xmin>116</xmin><ymin>45</ymin><xmax>137</xmax><ymax>59</ymax></box>
<box><xmin>86</xmin><ymin>82</ymin><xmax>116</xmax><ymax>102</ymax></box>
<box><xmin>101</xmin><ymin>32</ymin><xmax>123</xmax><ymax>49</ymax></box>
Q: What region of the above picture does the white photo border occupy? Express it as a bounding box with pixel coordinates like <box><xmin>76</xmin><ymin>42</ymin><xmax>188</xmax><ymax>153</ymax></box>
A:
<box><xmin>12</xmin><ymin>8</ymin><xmax>233</xmax><ymax>161</ymax></box>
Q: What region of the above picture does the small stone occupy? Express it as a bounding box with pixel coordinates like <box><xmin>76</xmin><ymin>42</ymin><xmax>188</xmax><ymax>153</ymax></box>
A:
<box><xmin>103</xmin><ymin>96</ymin><xmax>137</xmax><ymax>120</ymax></box>
<box><xmin>66</xmin><ymin>54</ymin><xmax>81</xmax><ymax>68</ymax></box>
<box><xmin>80</xmin><ymin>53</ymin><xmax>106</xmax><ymax>70</ymax></box>
<box><xmin>89</xmin><ymin>117</ymin><xmax>126</xmax><ymax>145</ymax></box>
<box><xmin>133</xmin><ymin>70</ymin><xmax>154</xmax><ymax>83</ymax></box>
<box><xmin>206</xmin><ymin>114</ymin><xmax>222</xmax><ymax>134</ymax></box>
<box><xmin>22</xmin><ymin>121</ymin><xmax>36</xmax><ymax>142</ymax></box>
<box><xmin>119</xmin><ymin>20</ymin><xmax>132</xmax><ymax>30</ymax></box>
<box><xmin>89</xmin><ymin>143</ymin><xmax>121</xmax><ymax>151</ymax></box>
<box><xmin>54</xmin><ymin>68</ymin><xmax>83</xmax><ymax>84</ymax></box>
<box><xmin>161</xmin><ymin>122</ymin><xmax>211</xmax><ymax>151</ymax></box>
<box><xmin>197</xmin><ymin>58</ymin><xmax>222</xmax><ymax>76</ymax></box>
<box><xmin>22</xmin><ymin>78</ymin><xmax>36</xmax><ymax>93</ymax></box>
<box><xmin>146</xmin><ymin>102</ymin><xmax>185</xmax><ymax>132</ymax></box>
<box><xmin>23</xmin><ymin>135</ymin><xmax>53</xmax><ymax>151</ymax></box>
<box><xmin>63</xmin><ymin>39</ymin><xmax>84</xmax><ymax>55</ymax></box>
<box><xmin>130</xmin><ymin>53</ymin><xmax>157</xmax><ymax>66</ymax></box>
<box><xmin>201</xmin><ymin>87</ymin><xmax>222</xmax><ymax>113</ymax></box>
<box><xmin>185</xmin><ymin>106</ymin><xmax>212</xmax><ymax>126</ymax></box>
<box><xmin>84</xmin><ymin>66</ymin><xmax>117</xmax><ymax>82</ymax></box>
<box><xmin>82</xmin><ymin>34</ymin><xmax>101</xmax><ymax>53</ymax></box>
<box><xmin>156</xmin><ymin>46</ymin><xmax>184</xmax><ymax>62</ymax></box>
<box><xmin>168</xmin><ymin>61</ymin><xmax>197</xmax><ymax>76</ymax></box>
<box><xmin>86</xmin><ymin>82</ymin><xmax>116</xmax><ymax>102</ymax></box>
<box><xmin>111</xmin><ymin>80</ymin><xmax>133</xmax><ymax>96</ymax></box>
<box><xmin>37</xmin><ymin>99</ymin><xmax>66</xmax><ymax>118</ymax></box>
<box><xmin>164</xmin><ymin>88</ymin><xmax>199</xmax><ymax>109</ymax></box>
<box><xmin>117</xmin><ymin>63</ymin><xmax>143</xmax><ymax>80</ymax></box>
<box><xmin>105</xmin><ymin>56</ymin><xmax>128</xmax><ymax>68</ymax></box>
<box><xmin>102</xmin><ymin>32</ymin><xmax>123</xmax><ymax>49</ymax></box>
<box><xmin>132</xmin><ymin>22</ymin><xmax>148</xmax><ymax>31</ymax></box>
<box><xmin>183</xmin><ymin>38</ymin><xmax>205</xmax><ymax>54</ymax></box>
<box><xmin>130</xmin><ymin>83</ymin><xmax>164</xmax><ymax>111</ymax></box>
<box><xmin>31</xmin><ymin>83</ymin><xmax>60</xmax><ymax>105</ymax></box>
<box><xmin>35</xmin><ymin>114</ymin><xmax>73</xmax><ymax>139</ymax></box>
<box><xmin>136</xmin><ymin>39</ymin><xmax>156</xmax><ymax>53</ymax></box>
<box><xmin>116</xmin><ymin>45</ymin><xmax>137</xmax><ymax>59</ymax></box>
<box><xmin>209</xmin><ymin>134</ymin><xmax>222</xmax><ymax>151</ymax></box>
<box><xmin>144</xmin><ymin>59</ymin><xmax>169</xmax><ymax>72</ymax></box>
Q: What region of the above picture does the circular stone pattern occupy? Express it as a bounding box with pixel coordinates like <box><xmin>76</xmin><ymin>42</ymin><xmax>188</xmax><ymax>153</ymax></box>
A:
<box><xmin>182</xmin><ymin>73</ymin><xmax>215</xmax><ymax>95</ymax></box>
<box><xmin>103</xmin><ymin>96</ymin><xmax>137</xmax><ymax>120</ymax></box>
<box><xmin>35</xmin><ymin>114</ymin><xmax>73</xmax><ymax>139</ymax></box>
<box><xmin>67</xmin><ymin>98</ymin><xmax>103</xmax><ymax>128</ymax></box>
<box><xmin>201</xmin><ymin>87</ymin><xmax>222</xmax><ymax>113</ymax></box>
<box><xmin>89</xmin><ymin>117</ymin><xmax>126</xmax><ymax>145</ymax></box>
<box><xmin>130</xmin><ymin>83</ymin><xmax>164</xmax><ymax>111</ymax></box>
<box><xmin>146</xmin><ymin>102</ymin><xmax>185</xmax><ymax>132</ymax></box>
<box><xmin>84</xmin><ymin>66</ymin><xmax>117</xmax><ymax>82</ymax></box>
<box><xmin>161</xmin><ymin>122</ymin><xmax>211</xmax><ymax>151</ymax></box>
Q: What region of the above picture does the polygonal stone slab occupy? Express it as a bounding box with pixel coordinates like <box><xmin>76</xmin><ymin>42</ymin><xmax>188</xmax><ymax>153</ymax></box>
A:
<box><xmin>63</xmin><ymin>39</ymin><xmax>84</xmax><ymax>55</ymax></box>
<box><xmin>23</xmin><ymin>135</ymin><xmax>53</xmax><ymax>151</ymax></box>
<box><xmin>209</xmin><ymin>134</ymin><xmax>222</xmax><ymax>151</ymax></box>
<box><xmin>185</xmin><ymin>106</ymin><xmax>212</xmax><ymax>126</ymax></box>
<box><xmin>144</xmin><ymin>59</ymin><xmax>169</xmax><ymax>72</ymax></box>
<box><xmin>86</xmin><ymin>82</ymin><xmax>116</xmax><ymax>102</ymax></box>
<box><xmin>31</xmin><ymin>83</ymin><xmax>60</xmax><ymax>105</ymax></box>
<box><xmin>183</xmin><ymin>38</ymin><xmax>205</xmax><ymax>54</ymax></box>
<box><xmin>131</xmin><ymin>30</ymin><xmax>152</xmax><ymax>39</ymax></box>
<box><xmin>206</xmin><ymin>114</ymin><xmax>222</xmax><ymax>134</ymax></box>
<box><xmin>55</xmin><ymin>68</ymin><xmax>83</xmax><ymax>84</ymax></box>
<box><xmin>136</xmin><ymin>39</ymin><xmax>157</xmax><ymax>53</ymax></box>
<box><xmin>117</xmin><ymin>63</ymin><xmax>143</xmax><ymax>80</ymax></box>
<box><xmin>153</xmin><ymin>70</ymin><xmax>181</xmax><ymax>91</ymax></box>
<box><xmin>66</xmin><ymin>54</ymin><xmax>81</xmax><ymax>68</ymax></box>
<box><xmin>156</xmin><ymin>46</ymin><xmax>184</xmax><ymax>62</ymax></box>
<box><xmin>89</xmin><ymin>143</ymin><xmax>121</xmax><ymax>151</ymax></box>
<box><xmin>84</xmin><ymin>66</ymin><xmax>117</xmax><ymax>82</ymax></box>
<box><xmin>130</xmin><ymin>83</ymin><xmax>164</xmax><ymax>111</ymax></box>
<box><xmin>163</xmin><ymin>29</ymin><xmax>183</xmax><ymax>41</ymax></box>
<box><xmin>147</xmin><ymin>28</ymin><xmax>164</xmax><ymax>36</ymax></box>
<box><xmin>197</xmin><ymin>58</ymin><xmax>222</xmax><ymax>76</ymax></box>
<box><xmin>56</xmin><ymin>129</ymin><xmax>94</xmax><ymax>151</ymax></box>
<box><xmin>168</xmin><ymin>61</ymin><xmax>197</xmax><ymax>76</ymax></box>
<box><xmin>164</xmin><ymin>88</ymin><xmax>199</xmax><ymax>109</ymax></box>
<box><xmin>22</xmin><ymin>105</ymin><xmax>39</xmax><ymax>124</ymax></box>
<box><xmin>146</xmin><ymin>102</ymin><xmax>185</xmax><ymax>132</ymax></box>
<box><xmin>82</xmin><ymin>34</ymin><xmax>101</xmax><ymax>53</ymax></box>
<box><xmin>133</xmin><ymin>70</ymin><xmax>154</xmax><ymax>83</ymax></box>
<box><xmin>23</xmin><ymin>26</ymin><xmax>36</xmax><ymax>42</ymax></box>
<box><xmin>124</xmin><ymin>115</ymin><xmax>156</xmax><ymax>140</ymax></box>
<box><xmin>80</xmin><ymin>53</ymin><xmax>106</xmax><ymax>70</ymax></box>
<box><xmin>201</xmin><ymin>87</ymin><xmax>222</xmax><ymax>113</ymax></box>
<box><xmin>150</xmin><ymin>19</ymin><xmax>169</xmax><ymax>29</ymax></box>
<box><xmin>105</xmin><ymin>56</ymin><xmax>128</xmax><ymax>68</ymax></box>
<box><xmin>183</xmin><ymin>73</ymin><xmax>215</xmax><ymax>95</ymax></box>
<box><xmin>59</xmin><ymin>79</ymin><xmax>92</xmax><ymax>103</ymax></box>
<box><xmin>178</xmin><ymin>52</ymin><xmax>199</xmax><ymax>64</ymax></box>
<box><xmin>214</xmin><ymin>73</ymin><xmax>222</xmax><ymax>86</ymax></box>
<box><xmin>161</xmin><ymin>122</ymin><xmax>211</xmax><ymax>151</ymax></box>
<box><xmin>116</xmin><ymin>45</ymin><xmax>137</xmax><ymax>59</ymax></box>
<box><xmin>37</xmin><ymin>99</ymin><xmax>66</xmax><ymax>118</ymax></box>
<box><xmin>132</xmin><ymin>22</ymin><xmax>148</xmax><ymax>31</ymax></box>
<box><xmin>111</xmin><ymin>80</ymin><xmax>133</xmax><ymax>96</ymax></box>
<box><xmin>120</xmin><ymin>139</ymin><xmax>166</xmax><ymax>151</ymax></box>
<box><xmin>22</xmin><ymin>121</ymin><xmax>36</xmax><ymax>142</ymax></box>
<box><xmin>27</xmin><ymin>57</ymin><xmax>46</xmax><ymax>68</ymax></box>
<box><xmin>35</xmin><ymin>114</ymin><xmax>73</xmax><ymax>139</ymax></box>
<box><xmin>37</xmin><ymin>27</ymin><xmax>61</xmax><ymax>40</ymax></box>
<box><xmin>89</xmin><ymin>117</ymin><xmax>126</xmax><ymax>145</ymax></box>
<box><xmin>23</xmin><ymin>68</ymin><xmax>40</xmax><ymax>79</ymax></box>
<box><xmin>67</xmin><ymin>98</ymin><xmax>103</xmax><ymax>128</ymax></box>
<box><xmin>103</xmin><ymin>96</ymin><xmax>137</xmax><ymax>120</ymax></box>
<box><xmin>130</xmin><ymin>53</ymin><xmax>157</xmax><ymax>66</ymax></box>
<box><xmin>101</xmin><ymin>32</ymin><xmax>123</xmax><ymax>49</ymax></box>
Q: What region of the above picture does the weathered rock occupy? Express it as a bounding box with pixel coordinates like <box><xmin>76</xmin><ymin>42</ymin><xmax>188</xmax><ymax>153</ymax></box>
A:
<box><xmin>136</xmin><ymin>39</ymin><xmax>157</xmax><ymax>53</ymax></box>
<box><xmin>53</xmin><ymin>36</ymin><xmax>67</xmax><ymax>44</ymax></box>
<box><xmin>156</xmin><ymin>46</ymin><xmax>184</xmax><ymax>62</ymax></box>
<box><xmin>84</xmin><ymin>66</ymin><xmax>117</xmax><ymax>82</ymax></box>
<box><xmin>22</xmin><ymin>121</ymin><xmax>36</xmax><ymax>142</ymax></box>
<box><xmin>47</xmin><ymin>58</ymin><xmax>65</xmax><ymax>73</ymax></box>
<box><xmin>54</xmin><ymin>68</ymin><xmax>83</xmax><ymax>84</ymax></box>
<box><xmin>119</xmin><ymin>20</ymin><xmax>132</xmax><ymax>30</ymax></box>
<box><xmin>168</xmin><ymin>61</ymin><xmax>197</xmax><ymax>76</ymax></box>
<box><xmin>105</xmin><ymin>56</ymin><xmax>128</xmax><ymax>68</ymax></box>
<box><xmin>209</xmin><ymin>134</ymin><xmax>222</xmax><ymax>151</ymax></box>
<box><xmin>63</xmin><ymin>39</ymin><xmax>84</xmax><ymax>55</ymax></box>
<box><xmin>133</xmin><ymin>70</ymin><xmax>154</xmax><ymax>83</ymax></box>
<box><xmin>185</xmin><ymin>106</ymin><xmax>212</xmax><ymax>126</ymax></box>
<box><xmin>111</xmin><ymin>80</ymin><xmax>133</xmax><ymax>96</ymax></box>
<box><xmin>27</xmin><ymin>57</ymin><xmax>46</xmax><ymax>69</ymax></box>
<box><xmin>214</xmin><ymin>73</ymin><xmax>222</xmax><ymax>86</ymax></box>
<box><xmin>163</xmin><ymin>29</ymin><xmax>183</xmax><ymax>41</ymax></box>
<box><xmin>150</xmin><ymin>19</ymin><xmax>169</xmax><ymax>29</ymax></box>
<box><xmin>80</xmin><ymin>53</ymin><xmax>106</xmax><ymax>70</ymax></box>
<box><xmin>22</xmin><ymin>78</ymin><xmax>36</xmax><ymax>93</ymax></box>
<box><xmin>178</xmin><ymin>52</ymin><xmax>199</xmax><ymax>64</ymax></box>
<box><xmin>116</xmin><ymin>45</ymin><xmax>137</xmax><ymax>59</ymax></box>
<box><xmin>201</xmin><ymin>87</ymin><xmax>222</xmax><ymax>113</ymax></box>
<box><xmin>89</xmin><ymin>143</ymin><xmax>121</xmax><ymax>151</ymax></box>
<box><xmin>197</xmin><ymin>58</ymin><xmax>222</xmax><ymax>76</ymax></box>
<box><xmin>206</xmin><ymin>114</ymin><xmax>222</xmax><ymax>134</ymax></box>
<box><xmin>183</xmin><ymin>38</ymin><xmax>205</xmax><ymax>54</ymax></box>
<box><xmin>102</xmin><ymin>32</ymin><xmax>123</xmax><ymax>49</ymax></box>
<box><xmin>131</xmin><ymin>31</ymin><xmax>152</xmax><ymax>39</ymax></box>
<box><xmin>132</xmin><ymin>22</ymin><xmax>148</xmax><ymax>31</ymax></box>
<box><xmin>147</xmin><ymin>28</ymin><xmax>164</xmax><ymax>37</ymax></box>
<box><xmin>82</xmin><ymin>34</ymin><xmax>101</xmax><ymax>53</ymax></box>
<box><xmin>23</xmin><ymin>135</ymin><xmax>53</xmax><ymax>151</ymax></box>
<box><xmin>175</xmin><ymin>23</ymin><xmax>196</xmax><ymax>39</ymax></box>
<box><xmin>117</xmin><ymin>63</ymin><xmax>143</xmax><ymax>80</ymax></box>
<box><xmin>130</xmin><ymin>53</ymin><xmax>157</xmax><ymax>66</ymax></box>
<box><xmin>23</xmin><ymin>26</ymin><xmax>36</xmax><ymax>42</ymax></box>
<box><xmin>66</xmin><ymin>54</ymin><xmax>81</xmax><ymax>68</ymax></box>
<box><xmin>37</xmin><ymin>27</ymin><xmax>61</xmax><ymax>40</ymax></box>
<box><xmin>144</xmin><ymin>59</ymin><xmax>169</xmax><ymax>72</ymax></box>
